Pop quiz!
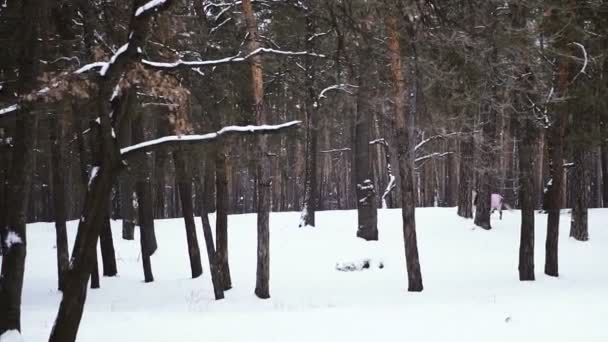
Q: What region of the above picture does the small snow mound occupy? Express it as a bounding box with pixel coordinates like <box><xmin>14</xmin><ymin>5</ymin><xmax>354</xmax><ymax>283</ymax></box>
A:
<box><xmin>0</xmin><ymin>330</ymin><xmax>23</xmax><ymax>342</ymax></box>
<box><xmin>5</xmin><ymin>231</ymin><xmax>23</xmax><ymax>248</ymax></box>
<box><xmin>335</xmin><ymin>258</ymin><xmax>384</xmax><ymax>272</ymax></box>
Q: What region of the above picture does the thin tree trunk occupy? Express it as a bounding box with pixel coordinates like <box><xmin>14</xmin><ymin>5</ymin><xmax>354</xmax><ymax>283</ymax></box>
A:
<box><xmin>132</xmin><ymin>116</ymin><xmax>156</xmax><ymax>282</ymax></box>
<box><xmin>386</xmin><ymin>13</ymin><xmax>423</xmax><ymax>292</ymax></box>
<box><xmin>198</xmin><ymin>200</ymin><xmax>225</xmax><ymax>300</ymax></box>
<box><xmin>300</xmin><ymin>14</ymin><xmax>319</xmax><ymax>228</ymax></box>
<box><xmin>242</xmin><ymin>0</ymin><xmax>271</xmax><ymax>299</ymax></box>
<box><xmin>173</xmin><ymin>150</ymin><xmax>203</xmax><ymax>278</ymax></box>
<box><xmin>457</xmin><ymin>131</ymin><xmax>474</xmax><ymax>218</ymax></box>
<box><xmin>99</xmin><ymin>216</ymin><xmax>117</xmax><ymax>276</ymax></box>
<box><xmin>215</xmin><ymin>146</ymin><xmax>232</xmax><ymax>290</ymax></box>
<box><xmin>49</xmin><ymin>109</ymin><xmax>70</xmax><ymax>291</ymax></box>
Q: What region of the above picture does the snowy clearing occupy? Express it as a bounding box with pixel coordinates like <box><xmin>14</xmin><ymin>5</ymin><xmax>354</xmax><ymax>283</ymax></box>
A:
<box><xmin>7</xmin><ymin>208</ymin><xmax>608</xmax><ymax>341</ymax></box>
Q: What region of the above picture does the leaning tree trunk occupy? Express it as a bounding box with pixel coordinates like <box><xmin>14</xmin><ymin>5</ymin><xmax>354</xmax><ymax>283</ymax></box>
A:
<box><xmin>49</xmin><ymin>108</ymin><xmax>70</xmax><ymax>291</ymax></box>
<box><xmin>386</xmin><ymin>13</ymin><xmax>423</xmax><ymax>292</ymax></box>
<box><xmin>198</xmin><ymin>198</ymin><xmax>225</xmax><ymax>300</ymax></box>
<box><xmin>242</xmin><ymin>0</ymin><xmax>271</xmax><ymax>299</ymax></box>
<box><xmin>173</xmin><ymin>149</ymin><xmax>203</xmax><ymax>278</ymax></box>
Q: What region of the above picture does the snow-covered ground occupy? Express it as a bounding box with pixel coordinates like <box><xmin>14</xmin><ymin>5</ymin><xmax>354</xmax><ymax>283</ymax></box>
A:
<box><xmin>6</xmin><ymin>208</ymin><xmax>608</xmax><ymax>341</ymax></box>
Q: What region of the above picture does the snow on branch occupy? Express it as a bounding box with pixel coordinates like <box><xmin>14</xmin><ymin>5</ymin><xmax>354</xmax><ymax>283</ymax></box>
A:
<box><xmin>135</xmin><ymin>0</ymin><xmax>168</xmax><ymax>17</ymax></box>
<box><xmin>121</xmin><ymin>120</ymin><xmax>301</xmax><ymax>158</ymax></box>
<box><xmin>142</xmin><ymin>47</ymin><xmax>325</xmax><ymax>70</ymax></box>
<box><xmin>318</xmin><ymin>84</ymin><xmax>358</xmax><ymax>100</ymax></box>
<box><xmin>319</xmin><ymin>147</ymin><xmax>351</xmax><ymax>153</ymax></box>
<box><xmin>0</xmin><ymin>104</ymin><xmax>19</xmax><ymax>116</ymax></box>
<box><xmin>570</xmin><ymin>42</ymin><xmax>588</xmax><ymax>83</ymax></box>
<box><xmin>415</xmin><ymin>152</ymin><xmax>453</xmax><ymax>164</ymax></box>
<box><xmin>414</xmin><ymin>132</ymin><xmax>459</xmax><ymax>151</ymax></box>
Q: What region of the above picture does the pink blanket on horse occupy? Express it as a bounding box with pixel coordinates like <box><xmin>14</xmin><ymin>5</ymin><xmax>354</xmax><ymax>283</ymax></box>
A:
<box><xmin>491</xmin><ymin>194</ymin><xmax>503</xmax><ymax>210</ymax></box>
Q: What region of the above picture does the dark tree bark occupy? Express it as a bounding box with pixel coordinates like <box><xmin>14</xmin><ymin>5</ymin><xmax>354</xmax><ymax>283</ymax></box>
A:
<box><xmin>0</xmin><ymin>0</ymin><xmax>44</xmax><ymax>333</ymax></box>
<box><xmin>354</xmin><ymin>14</ymin><xmax>378</xmax><ymax>241</ymax></box>
<box><xmin>119</xmin><ymin>114</ymin><xmax>135</xmax><ymax>240</ymax></box>
<box><xmin>300</xmin><ymin>14</ymin><xmax>319</xmax><ymax>228</ymax></box>
<box><xmin>173</xmin><ymin>150</ymin><xmax>203</xmax><ymax>278</ymax></box>
<box><xmin>90</xmin><ymin>243</ymin><xmax>100</xmax><ymax>289</ymax></box>
<box><xmin>517</xmin><ymin>98</ymin><xmax>536</xmax><ymax>281</ymax></box>
<box><xmin>132</xmin><ymin>115</ymin><xmax>157</xmax><ymax>282</ymax></box>
<box><xmin>49</xmin><ymin>109</ymin><xmax>70</xmax><ymax>291</ymax></box>
<box><xmin>569</xmin><ymin>150</ymin><xmax>590</xmax><ymax>241</ymax></box>
<box><xmin>457</xmin><ymin>131</ymin><xmax>474</xmax><ymax>218</ymax></box>
<box><xmin>214</xmin><ymin>143</ymin><xmax>232</xmax><ymax>290</ymax></box>
<box><xmin>386</xmin><ymin>12</ymin><xmax>423</xmax><ymax>292</ymax></box>
<box><xmin>242</xmin><ymin>0</ymin><xmax>271</xmax><ymax>299</ymax></box>
<box><xmin>198</xmin><ymin>201</ymin><xmax>225</xmax><ymax>300</ymax></box>
<box><xmin>99</xmin><ymin>216</ymin><xmax>117</xmax><ymax>277</ymax></box>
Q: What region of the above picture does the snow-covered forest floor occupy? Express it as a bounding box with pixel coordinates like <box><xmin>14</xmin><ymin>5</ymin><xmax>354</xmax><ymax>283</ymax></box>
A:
<box><xmin>10</xmin><ymin>208</ymin><xmax>608</xmax><ymax>341</ymax></box>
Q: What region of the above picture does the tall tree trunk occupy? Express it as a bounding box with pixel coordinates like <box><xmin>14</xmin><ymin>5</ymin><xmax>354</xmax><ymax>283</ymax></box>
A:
<box><xmin>215</xmin><ymin>144</ymin><xmax>232</xmax><ymax>290</ymax></box>
<box><xmin>242</xmin><ymin>0</ymin><xmax>271</xmax><ymax>299</ymax></box>
<box><xmin>517</xmin><ymin>100</ymin><xmax>536</xmax><ymax>281</ymax></box>
<box><xmin>354</xmin><ymin>15</ymin><xmax>378</xmax><ymax>241</ymax></box>
<box><xmin>300</xmin><ymin>15</ymin><xmax>319</xmax><ymax>228</ymax></box>
<box><xmin>0</xmin><ymin>0</ymin><xmax>43</xmax><ymax>333</ymax></box>
<box><xmin>119</xmin><ymin>114</ymin><xmax>136</xmax><ymax>239</ymax></box>
<box><xmin>132</xmin><ymin>116</ymin><xmax>156</xmax><ymax>282</ymax></box>
<box><xmin>457</xmin><ymin>131</ymin><xmax>474</xmax><ymax>218</ymax></box>
<box><xmin>49</xmin><ymin>109</ymin><xmax>70</xmax><ymax>291</ymax></box>
<box><xmin>173</xmin><ymin>150</ymin><xmax>203</xmax><ymax>278</ymax></box>
<box><xmin>386</xmin><ymin>13</ymin><xmax>423</xmax><ymax>292</ymax></box>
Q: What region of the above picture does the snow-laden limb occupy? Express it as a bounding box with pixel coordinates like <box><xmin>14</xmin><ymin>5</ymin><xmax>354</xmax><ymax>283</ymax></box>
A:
<box><xmin>319</xmin><ymin>147</ymin><xmax>351</xmax><ymax>153</ymax></box>
<box><xmin>121</xmin><ymin>120</ymin><xmax>301</xmax><ymax>157</ymax></box>
<box><xmin>415</xmin><ymin>152</ymin><xmax>453</xmax><ymax>164</ymax></box>
<box><xmin>5</xmin><ymin>231</ymin><xmax>23</xmax><ymax>249</ymax></box>
<box><xmin>318</xmin><ymin>83</ymin><xmax>358</xmax><ymax>99</ymax></box>
<box><xmin>0</xmin><ymin>104</ymin><xmax>19</xmax><ymax>116</ymax></box>
<box><xmin>135</xmin><ymin>0</ymin><xmax>168</xmax><ymax>17</ymax></box>
<box><xmin>142</xmin><ymin>47</ymin><xmax>325</xmax><ymax>70</ymax></box>
<box><xmin>308</xmin><ymin>29</ymin><xmax>333</xmax><ymax>42</ymax></box>
<box><xmin>100</xmin><ymin>43</ymin><xmax>129</xmax><ymax>76</ymax></box>
<box><xmin>571</xmin><ymin>42</ymin><xmax>588</xmax><ymax>83</ymax></box>
<box><xmin>0</xmin><ymin>330</ymin><xmax>23</xmax><ymax>342</ymax></box>
<box><xmin>414</xmin><ymin>132</ymin><xmax>459</xmax><ymax>151</ymax></box>
<box><xmin>74</xmin><ymin>62</ymin><xmax>107</xmax><ymax>74</ymax></box>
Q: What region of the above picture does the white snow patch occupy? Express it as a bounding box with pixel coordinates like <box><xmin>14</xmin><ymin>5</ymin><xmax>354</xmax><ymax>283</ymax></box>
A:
<box><xmin>88</xmin><ymin>166</ymin><xmax>100</xmax><ymax>189</ymax></box>
<box><xmin>5</xmin><ymin>231</ymin><xmax>23</xmax><ymax>248</ymax></box>
<box><xmin>0</xmin><ymin>330</ymin><xmax>23</xmax><ymax>342</ymax></box>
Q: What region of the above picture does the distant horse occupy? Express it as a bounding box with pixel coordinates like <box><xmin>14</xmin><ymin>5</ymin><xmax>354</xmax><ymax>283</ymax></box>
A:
<box><xmin>472</xmin><ymin>191</ymin><xmax>511</xmax><ymax>220</ymax></box>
